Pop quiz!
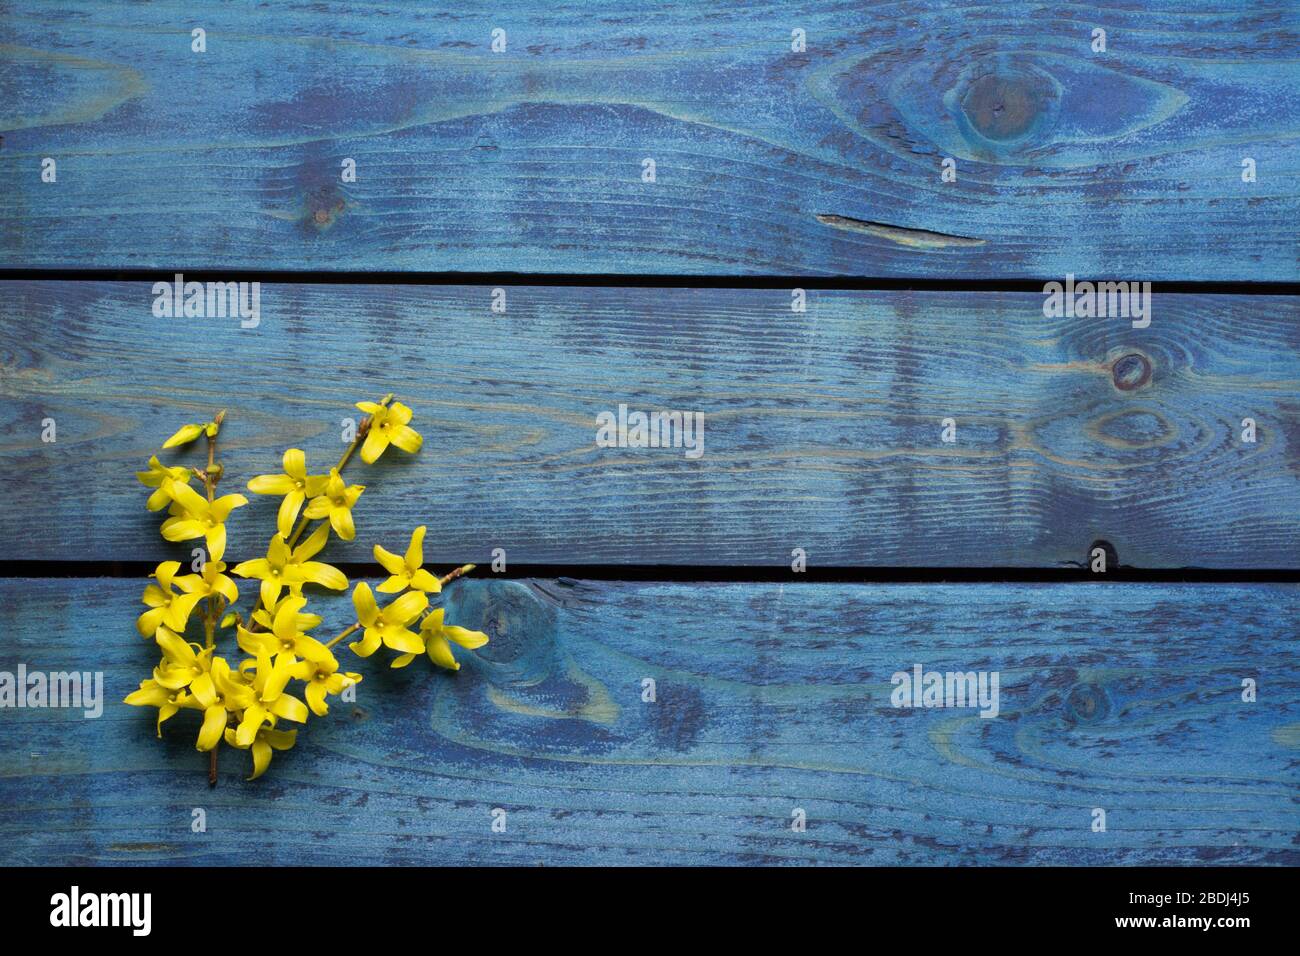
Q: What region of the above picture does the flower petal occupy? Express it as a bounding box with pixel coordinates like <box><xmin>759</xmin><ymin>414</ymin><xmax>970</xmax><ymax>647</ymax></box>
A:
<box><xmin>330</xmin><ymin>507</ymin><xmax>356</xmax><ymax>541</ymax></box>
<box><xmin>136</xmin><ymin>606</ymin><xmax>166</xmax><ymax>639</ymax></box>
<box><xmin>205</xmin><ymin>523</ymin><xmax>227</xmax><ymax>563</ymax></box>
<box><xmin>409</xmin><ymin>569</ymin><xmax>442</xmax><ymax>593</ymax></box>
<box><xmin>277</xmin><ymin>489</ymin><xmax>305</xmax><ymax>539</ymax></box>
<box><xmin>237</xmin><ymin>627</ymin><xmax>273</xmax><ymax>657</ymax></box>
<box><xmin>189</xmin><ymin>672</ymin><xmax>217</xmax><ymax>709</ymax></box>
<box><xmin>299</xmin><ymin>561</ymin><xmax>347</xmax><ymax>591</ymax></box>
<box><xmin>169</xmin><ymin>482</ymin><xmax>210</xmax><ymax>516</ymax></box>
<box><xmin>163</xmin><ymin>591</ymin><xmax>204</xmax><ymax>632</ymax></box>
<box><xmin>272</xmin><ymin>594</ymin><xmax>308</xmax><ymax>640</ymax></box>
<box><xmin>196</xmin><ymin>705</ymin><xmax>228</xmax><ymax>751</ymax></box>
<box><xmin>210</xmin><ymin>494</ymin><xmax>248</xmax><ymax>523</ymax></box>
<box><xmin>247</xmin><ymin>474</ymin><xmax>296</xmax><ymax>496</ymax></box>
<box><xmin>404</xmin><ymin>526</ymin><xmax>426</xmax><ymax>571</ymax></box>
<box><xmin>267</xmin><ymin>535</ymin><xmax>290</xmax><ymax>567</ymax></box>
<box><xmin>259</xmin><ymin>578</ymin><xmax>283</xmax><ymax>615</ymax></box>
<box><xmin>124</xmin><ymin>681</ymin><xmax>169</xmax><ymax>707</ymax></box>
<box><xmin>283</xmin><ymin>448</ymin><xmax>307</xmax><ymax>479</ymax></box>
<box><xmin>351</xmin><ymin>582</ymin><xmax>378</xmax><ymax>626</ymax></box>
<box><xmin>155</xmin><ymin>627</ymin><xmax>196</xmax><ymax>665</ymax></box>
<box><xmin>161</xmin><ymin>519</ymin><xmax>205</xmax><ymax>542</ymax></box>
<box><xmin>360</xmin><ymin>429</ymin><xmax>388</xmax><ymax>464</ymax></box>
<box><xmin>236</xmin><ymin>706</ymin><xmax>267</xmax><ymax>747</ymax></box>
<box><xmin>381</xmin><ymin>626</ymin><xmax>425</xmax><ymax>655</ymax></box>
<box><xmin>386</xmin><ymin>590</ymin><xmax>429</xmax><ymax>625</ymax></box>
<box><xmin>232</xmin><ymin>557</ymin><xmax>270</xmax><ymax>579</ymax></box>
<box><xmin>349</xmin><ymin>629</ymin><xmax>381</xmax><ymax>658</ymax></box>
<box><xmin>426</xmin><ymin>635</ymin><xmax>460</xmax><ymax>671</ymax></box>
<box><xmin>249</xmin><ymin>740</ymin><xmax>272</xmax><ymax>779</ymax></box>
<box><xmin>389</xmin><ymin>425</ymin><xmax>422</xmax><ymax>454</ymax></box>
<box><xmin>265</xmin><ymin>728</ymin><xmax>297</xmax><ymax>751</ymax></box>
<box><xmin>388</xmin><ymin>402</ymin><xmax>413</xmax><ymax>426</ymax></box>
<box><xmin>214</xmin><ymin>574</ymin><xmax>239</xmax><ymax>604</ymax></box>
<box><xmin>443</xmin><ymin>625</ymin><xmax>490</xmax><ymax>650</ymax></box>
<box><xmin>293</xmin><ymin>522</ymin><xmax>332</xmax><ymax>562</ymax></box>
<box><xmin>260</xmin><ymin>653</ymin><xmax>295</xmax><ymax>701</ymax></box>
<box><xmin>305</xmin><ymin>681</ymin><xmax>328</xmax><ymax>716</ymax></box>
<box><xmin>373</xmin><ymin>545</ymin><xmax>406</xmax><ymax>576</ymax></box>
<box><xmin>270</xmin><ymin>693</ymin><xmax>308</xmax><ymax>724</ymax></box>
<box><xmin>154</xmin><ymin>561</ymin><xmax>182</xmax><ymax>590</ymax></box>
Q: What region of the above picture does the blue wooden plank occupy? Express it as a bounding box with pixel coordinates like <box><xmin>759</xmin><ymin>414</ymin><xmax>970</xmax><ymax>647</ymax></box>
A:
<box><xmin>0</xmin><ymin>578</ymin><xmax>1295</xmax><ymax>865</ymax></box>
<box><xmin>1</xmin><ymin>282</ymin><xmax>1296</xmax><ymax>567</ymax></box>
<box><xmin>1</xmin><ymin>2</ymin><xmax>1297</xmax><ymax>277</ymax></box>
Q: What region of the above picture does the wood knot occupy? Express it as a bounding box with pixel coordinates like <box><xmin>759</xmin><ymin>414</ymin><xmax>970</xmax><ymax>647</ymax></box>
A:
<box><xmin>1111</xmin><ymin>352</ymin><xmax>1152</xmax><ymax>391</ymax></box>
<box><xmin>442</xmin><ymin>580</ymin><xmax>558</xmax><ymax>686</ymax></box>
<box><xmin>304</xmin><ymin>185</ymin><xmax>347</xmax><ymax>231</ymax></box>
<box><xmin>954</xmin><ymin>59</ymin><xmax>1060</xmax><ymax>148</ymax></box>
<box><xmin>1064</xmin><ymin>683</ymin><xmax>1112</xmax><ymax>724</ymax></box>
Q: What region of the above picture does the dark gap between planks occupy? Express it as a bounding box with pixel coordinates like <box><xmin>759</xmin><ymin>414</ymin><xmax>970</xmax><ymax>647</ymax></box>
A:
<box><xmin>0</xmin><ymin>269</ymin><xmax>1298</xmax><ymax>294</ymax></box>
<box><xmin>3</xmin><ymin>562</ymin><xmax>1298</xmax><ymax>584</ymax></box>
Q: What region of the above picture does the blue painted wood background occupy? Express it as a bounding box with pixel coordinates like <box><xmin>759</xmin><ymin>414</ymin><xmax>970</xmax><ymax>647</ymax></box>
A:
<box><xmin>0</xmin><ymin>1</ymin><xmax>1297</xmax><ymax>868</ymax></box>
<box><xmin>1</xmin><ymin>578</ymin><xmax>1296</xmax><ymax>865</ymax></box>
<box><xmin>2</xmin><ymin>1</ymin><xmax>1298</xmax><ymax>277</ymax></box>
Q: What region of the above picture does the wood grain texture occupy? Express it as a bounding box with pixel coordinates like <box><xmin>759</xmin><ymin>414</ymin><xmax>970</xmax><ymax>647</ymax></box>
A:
<box><xmin>2</xmin><ymin>1</ymin><xmax>1298</xmax><ymax>277</ymax></box>
<box><xmin>1</xmin><ymin>282</ymin><xmax>1297</xmax><ymax>568</ymax></box>
<box><xmin>0</xmin><ymin>577</ymin><xmax>1295</xmax><ymax>866</ymax></box>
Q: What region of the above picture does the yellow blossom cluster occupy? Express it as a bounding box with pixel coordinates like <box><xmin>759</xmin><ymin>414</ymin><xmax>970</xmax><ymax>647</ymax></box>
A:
<box><xmin>126</xmin><ymin>399</ymin><xmax>487</xmax><ymax>781</ymax></box>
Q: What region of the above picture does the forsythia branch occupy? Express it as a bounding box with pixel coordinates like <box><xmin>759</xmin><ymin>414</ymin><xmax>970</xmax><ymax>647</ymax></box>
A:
<box><xmin>126</xmin><ymin>397</ymin><xmax>486</xmax><ymax>782</ymax></box>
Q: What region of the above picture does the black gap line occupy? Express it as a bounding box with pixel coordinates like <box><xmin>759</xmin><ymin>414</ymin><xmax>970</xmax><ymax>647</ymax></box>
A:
<box><xmin>0</xmin><ymin>269</ymin><xmax>1296</xmax><ymax>294</ymax></box>
<box><xmin>2</xmin><ymin>561</ymin><xmax>1296</xmax><ymax>584</ymax></box>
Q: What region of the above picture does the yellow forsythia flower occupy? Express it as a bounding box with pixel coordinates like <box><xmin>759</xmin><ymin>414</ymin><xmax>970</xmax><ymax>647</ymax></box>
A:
<box><xmin>234</xmin><ymin>650</ymin><xmax>309</xmax><ymax>746</ymax></box>
<box><xmin>232</xmin><ymin>525</ymin><xmax>347</xmax><ymax>611</ymax></box>
<box><xmin>187</xmin><ymin>656</ymin><xmax>256</xmax><ymax>752</ymax></box>
<box><xmin>137</xmin><ymin>561</ymin><xmax>204</xmax><ymax>638</ymax></box>
<box><xmin>357</xmin><ymin>401</ymin><xmax>422</xmax><ymax>464</ymax></box>
<box><xmin>123</xmin><ymin>678</ymin><xmax>192</xmax><ymax>736</ymax></box>
<box><xmin>373</xmin><ymin>526</ymin><xmax>442</xmax><ymax>593</ymax></box>
<box><xmin>291</xmin><ymin>654</ymin><xmax>361</xmax><ymax>717</ymax></box>
<box><xmin>136</xmin><ymin>456</ymin><xmax>192</xmax><ymax>511</ymax></box>
<box><xmin>303</xmin><ymin>468</ymin><xmax>364</xmax><ymax>540</ymax></box>
<box><xmin>250</xmin><ymin>592</ymin><xmax>322</xmax><ymax>633</ymax></box>
<box><xmin>174</xmin><ymin>559</ymin><xmax>239</xmax><ymax>604</ymax></box>
<box><xmin>349</xmin><ymin>583</ymin><xmax>427</xmax><ymax>659</ymax></box>
<box><xmin>419</xmin><ymin>608</ymin><xmax>489</xmax><ymax>672</ymax></box>
<box><xmin>247</xmin><ymin>448</ymin><xmax>328</xmax><ymax>538</ymax></box>
<box><xmin>150</xmin><ymin>627</ymin><xmax>214</xmax><ymax>695</ymax></box>
<box><xmin>223</xmin><ymin>724</ymin><xmax>297</xmax><ymax>780</ymax></box>
<box><xmin>237</xmin><ymin>595</ymin><xmax>330</xmax><ymax>664</ymax></box>
<box><xmin>161</xmin><ymin>483</ymin><xmax>248</xmax><ymax>562</ymax></box>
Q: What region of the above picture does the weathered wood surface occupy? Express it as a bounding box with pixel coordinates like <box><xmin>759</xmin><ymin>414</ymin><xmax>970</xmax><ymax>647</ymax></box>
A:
<box><xmin>1</xmin><ymin>282</ymin><xmax>1296</xmax><ymax>568</ymax></box>
<box><xmin>2</xmin><ymin>2</ymin><xmax>1298</xmax><ymax>277</ymax></box>
<box><xmin>0</xmin><ymin>578</ymin><xmax>1294</xmax><ymax>865</ymax></box>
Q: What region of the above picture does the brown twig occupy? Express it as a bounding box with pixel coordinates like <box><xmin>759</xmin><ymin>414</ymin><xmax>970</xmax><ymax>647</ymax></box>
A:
<box><xmin>439</xmin><ymin>564</ymin><xmax>476</xmax><ymax>587</ymax></box>
<box><xmin>203</xmin><ymin>411</ymin><xmax>226</xmax><ymax>788</ymax></box>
